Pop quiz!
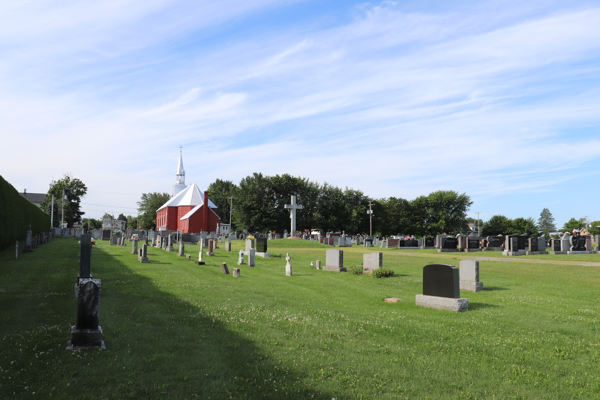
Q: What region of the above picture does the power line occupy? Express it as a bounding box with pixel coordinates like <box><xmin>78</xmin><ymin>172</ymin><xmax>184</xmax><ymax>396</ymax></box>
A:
<box><xmin>82</xmin><ymin>202</ymin><xmax>138</xmax><ymax>209</ymax></box>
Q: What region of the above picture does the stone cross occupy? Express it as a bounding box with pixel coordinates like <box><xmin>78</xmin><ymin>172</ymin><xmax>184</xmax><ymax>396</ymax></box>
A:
<box><xmin>285</xmin><ymin>253</ymin><xmax>292</xmax><ymax>276</ymax></box>
<box><xmin>284</xmin><ymin>195</ymin><xmax>303</xmax><ymax>237</ymax></box>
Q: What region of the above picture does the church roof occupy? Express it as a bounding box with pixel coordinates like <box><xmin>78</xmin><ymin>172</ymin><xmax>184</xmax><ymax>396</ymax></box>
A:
<box><xmin>157</xmin><ymin>183</ymin><xmax>217</xmax><ymax>211</ymax></box>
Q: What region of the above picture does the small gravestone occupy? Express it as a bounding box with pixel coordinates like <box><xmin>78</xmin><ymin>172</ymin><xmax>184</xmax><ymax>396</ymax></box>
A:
<box><xmin>237</xmin><ymin>250</ymin><xmax>244</xmax><ymax>265</ymax></box>
<box><xmin>363</xmin><ymin>252</ymin><xmax>383</xmax><ymax>274</ymax></box>
<box><xmin>15</xmin><ymin>241</ymin><xmax>19</xmax><ymax>259</ymax></box>
<box><xmin>232</xmin><ymin>268</ymin><xmax>240</xmax><ymax>277</ymax></box>
<box><xmin>315</xmin><ymin>260</ymin><xmax>321</xmax><ymax>270</ymax></box>
<box><xmin>67</xmin><ymin>280</ymin><xmax>105</xmax><ymax>350</ymax></box>
<box><xmin>364</xmin><ymin>237</ymin><xmax>373</xmax><ymax>247</ymax></box>
<box><xmin>138</xmin><ymin>247</ymin><xmax>143</xmax><ymax>261</ymax></box>
<box><xmin>224</xmin><ymin>237</ymin><xmax>232</xmax><ymax>252</ymax></box>
<box><xmin>459</xmin><ymin>260</ymin><xmax>483</xmax><ymax>292</ymax></box>
<box><xmin>416</xmin><ymin>264</ymin><xmax>468</xmax><ymax>312</ymax></box>
<box><xmin>221</xmin><ymin>262</ymin><xmax>229</xmax><ymax>274</ymax></box>
<box><xmin>465</xmin><ymin>237</ymin><xmax>480</xmax><ymax>252</ymax></box>
<box><xmin>324</xmin><ymin>249</ymin><xmax>346</xmax><ymax>272</ymax></box>
<box><xmin>244</xmin><ymin>239</ymin><xmax>254</xmax><ymax>252</ymax></box>
<box><xmin>132</xmin><ymin>240</ymin><xmax>138</xmax><ymax>255</ymax></box>
<box><xmin>24</xmin><ymin>228</ymin><xmax>33</xmax><ymax>253</ymax></box>
<box><xmin>486</xmin><ymin>236</ymin><xmax>504</xmax><ymax>250</ymax></box>
<box><xmin>166</xmin><ymin>235</ymin><xmax>173</xmax><ymax>252</ymax></box>
<box><xmin>207</xmin><ymin>240</ymin><xmax>214</xmax><ymax>256</ymax></box>
<box><xmin>196</xmin><ymin>249</ymin><xmax>205</xmax><ymax>265</ymax></box>
<box><xmin>285</xmin><ymin>253</ymin><xmax>292</xmax><ymax>276</ymax></box>
<box><xmin>178</xmin><ymin>240</ymin><xmax>185</xmax><ymax>257</ymax></box>
<box><xmin>423</xmin><ymin>237</ymin><xmax>435</xmax><ymax>248</ymax></box>
<box><xmin>122</xmin><ymin>237</ymin><xmax>126</xmax><ymax>247</ymax></box>
<box><xmin>186</xmin><ymin>254</ymin><xmax>191</xmax><ymax>260</ymax></box>
<box><xmin>256</xmin><ymin>237</ymin><xmax>270</xmax><ymax>258</ymax></box>
<box><xmin>526</xmin><ymin>237</ymin><xmax>547</xmax><ymax>255</ymax></box>
<box><xmin>247</xmin><ymin>249</ymin><xmax>256</xmax><ymax>267</ymax></box>
<box><xmin>140</xmin><ymin>244</ymin><xmax>148</xmax><ymax>263</ymax></box>
<box><xmin>438</xmin><ymin>237</ymin><xmax>459</xmax><ymax>252</ymax></box>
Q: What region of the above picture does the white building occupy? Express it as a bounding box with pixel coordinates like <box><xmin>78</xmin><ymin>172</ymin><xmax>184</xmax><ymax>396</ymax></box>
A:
<box><xmin>102</xmin><ymin>219</ymin><xmax>126</xmax><ymax>230</ymax></box>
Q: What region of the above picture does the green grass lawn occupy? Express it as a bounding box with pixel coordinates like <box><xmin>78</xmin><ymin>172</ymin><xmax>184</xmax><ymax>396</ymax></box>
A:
<box><xmin>0</xmin><ymin>238</ymin><xmax>599</xmax><ymax>399</ymax></box>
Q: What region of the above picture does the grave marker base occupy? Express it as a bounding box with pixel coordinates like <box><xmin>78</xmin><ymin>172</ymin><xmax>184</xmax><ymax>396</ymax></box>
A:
<box><xmin>421</xmin><ymin>246</ymin><xmax>435</xmax><ymax>249</ymax></box>
<box><xmin>550</xmin><ymin>251</ymin><xmax>568</xmax><ymax>255</ymax></box>
<box><xmin>256</xmin><ymin>252</ymin><xmax>271</xmax><ymax>258</ymax></box>
<box><xmin>195</xmin><ymin>261</ymin><xmax>205</xmax><ymax>265</ymax></box>
<box><xmin>525</xmin><ymin>251</ymin><xmax>548</xmax><ymax>255</ymax></box>
<box><xmin>437</xmin><ymin>249</ymin><xmax>460</xmax><ymax>252</ymax></box>
<box><xmin>483</xmin><ymin>247</ymin><xmax>504</xmax><ymax>251</ymax></box>
<box><xmin>66</xmin><ymin>326</ymin><xmax>105</xmax><ymax>350</ymax></box>
<box><xmin>415</xmin><ymin>294</ymin><xmax>468</xmax><ymax>312</ymax></box>
<box><xmin>566</xmin><ymin>251</ymin><xmax>593</xmax><ymax>254</ymax></box>
<box><xmin>460</xmin><ymin>281</ymin><xmax>484</xmax><ymax>292</ymax></box>
<box><xmin>503</xmin><ymin>250</ymin><xmax>525</xmax><ymax>256</ymax></box>
<box><xmin>463</xmin><ymin>248</ymin><xmax>481</xmax><ymax>252</ymax></box>
<box><xmin>323</xmin><ymin>266</ymin><xmax>347</xmax><ymax>272</ymax></box>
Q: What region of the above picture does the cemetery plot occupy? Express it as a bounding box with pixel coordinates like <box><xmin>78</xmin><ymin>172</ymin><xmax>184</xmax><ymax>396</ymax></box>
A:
<box><xmin>0</xmin><ymin>238</ymin><xmax>599</xmax><ymax>400</ymax></box>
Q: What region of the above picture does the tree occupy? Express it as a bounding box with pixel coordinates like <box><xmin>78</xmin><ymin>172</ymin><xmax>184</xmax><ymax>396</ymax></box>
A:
<box><xmin>207</xmin><ymin>179</ymin><xmax>238</xmax><ymax>223</ymax></box>
<box><xmin>512</xmin><ymin>217</ymin><xmax>539</xmax><ymax>236</ymax></box>
<box><xmin>83</xmin><ymin>218</ymin><xmax>101</xmax><ymax>230</ymax></box>
<box><xmin>588</xmin><ymin>221</ymin><xmax>600</xmax><ymax>236</ymax></box>
<box><xmin>563</xmin><ymin>218</ymin><xmax>585</xmax><ymax>232</ymax></box>
<box><xmin>481</xmin><ymin>215</ymin><xmax>514</xmax><ymax>236</ymax></box>
<box><xmin>102</xmin><ymin>213</ymin><xmax>114</xmax><ymax>220</ymax></box>
<box><xmin>423</xmin><ymin>190</ymin><xmax>472</xmax><ymax>236</ymax></box>
<box><xmin>137</xmin><ymin>192</ymin><xmax>171</xmax><ymax>230</ymax></box>
<box><xmin>538</xmin><ymin>208</ymin><xmax>557</xmax><ymax>239</ymax></box>
<box><xmin>117</xmin><ymin>213</ymin><xmax>127</xmax><ymax>229</ymax></box>
<box><xmin>127</xmin><ymin>215</ymin><xmax>139</xmax><ymax>230</ymax></box>
<box><xmin>40</xmin><ymin>174</ymin><xmax>88</xmax><ymax>228</ymax></box>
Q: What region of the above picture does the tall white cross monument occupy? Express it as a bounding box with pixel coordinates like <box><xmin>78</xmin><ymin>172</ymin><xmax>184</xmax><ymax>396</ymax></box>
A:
<box><xmin>284</xmin><ymin>195</ymin><xmax>303</xmax><ymax>237</ymax></box>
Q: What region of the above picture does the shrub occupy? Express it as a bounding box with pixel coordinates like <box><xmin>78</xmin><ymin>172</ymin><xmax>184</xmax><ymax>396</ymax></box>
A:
<box><xmin>350</xmin><ymin>265</ymin><xmax>364</xmax><ymax>275</ymax></box>
<box><xmin>0</xmin><ymin>175</ymin><xmax>50</xmax><ymax>250</ymax></box>
<box><xmin>373</xmin><ymin>268</ymin><xmax>395</xmax><ymax>278</ymax></box>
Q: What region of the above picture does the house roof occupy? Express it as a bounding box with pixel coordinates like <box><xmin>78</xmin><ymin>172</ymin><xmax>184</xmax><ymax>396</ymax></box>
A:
<box><xmin>20</xmin><ymin>192</ymin><xmax>46</xmax><ymax>204</ymax></box>
<box><xmin>157</xmin><ymin>183</ymin><xmax>217</xmax><ymax>211</ymax></box>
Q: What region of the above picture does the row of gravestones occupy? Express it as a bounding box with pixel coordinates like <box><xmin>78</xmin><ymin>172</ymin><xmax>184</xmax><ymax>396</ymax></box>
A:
<box><xmin>305</xmin><ymin>248</ymin><xmax>483</xmax><ymax>312</ymax></box>
<box><xmin>16</xmin><ymin>226</ymin><xmax>53</xmax><ymax>259</ymax></box>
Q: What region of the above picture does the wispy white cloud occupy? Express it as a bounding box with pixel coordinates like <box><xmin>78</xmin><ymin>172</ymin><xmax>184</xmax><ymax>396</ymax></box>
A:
<box><xmin>1</xmin><ymin>1</ymin><xmax>600</xmax><ymax>225</ymax></box>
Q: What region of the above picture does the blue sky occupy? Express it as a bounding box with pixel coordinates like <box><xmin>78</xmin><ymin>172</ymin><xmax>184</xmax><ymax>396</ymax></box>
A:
<box><xmin>1</xmin><ymin>0</ymin><xmax>600</xmax><ymax>228</ymax></box>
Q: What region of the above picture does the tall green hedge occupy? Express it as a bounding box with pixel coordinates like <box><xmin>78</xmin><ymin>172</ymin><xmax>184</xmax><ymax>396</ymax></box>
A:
<box><xmin>0</xmin><ymin>175</ymin><xmax>51</xmax><ymax>250</ymax></box>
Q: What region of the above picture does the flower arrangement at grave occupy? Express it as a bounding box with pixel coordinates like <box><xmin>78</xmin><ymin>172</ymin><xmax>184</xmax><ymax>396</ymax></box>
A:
<box><xmin>131</xmin><ymin>234</ymin><xmax>140</xmax><ymax>241</ymax></box>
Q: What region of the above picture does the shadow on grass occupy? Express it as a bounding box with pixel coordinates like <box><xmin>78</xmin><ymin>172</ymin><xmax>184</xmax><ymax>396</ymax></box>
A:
<box><xmin>93</xmin><ymin>245</ymin><xmax>332</xmax><ymax>400</ymax></box>
<box><xmin>483</xmin><ymin>286</ymin><xmax>509</xmax><ymax>291</ymax></box>
<box><xmin>469</xmin><ymin>302</ymin><xmax>501</xmax><ymax>310</ymax></box>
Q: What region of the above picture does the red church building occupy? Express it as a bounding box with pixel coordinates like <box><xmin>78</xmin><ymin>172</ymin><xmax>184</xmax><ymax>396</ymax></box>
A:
<box><xmin>155</xmin><ymin>150</ymin><xmax>220</xmax><ymax>233</ymax></box>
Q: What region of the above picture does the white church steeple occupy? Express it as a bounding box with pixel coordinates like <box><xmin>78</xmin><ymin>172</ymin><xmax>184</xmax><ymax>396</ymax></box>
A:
<box><xmin>173</xmin><ymin>146</ymin><xmax>187</xmax><ymax>196</ymax></box>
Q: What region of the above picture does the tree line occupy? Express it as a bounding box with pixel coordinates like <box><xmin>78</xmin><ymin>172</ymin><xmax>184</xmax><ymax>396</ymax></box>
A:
<box><xmin>205</xmin><ymin>173</ymin><xmax>473</xmax><ymax>236</ymax></box>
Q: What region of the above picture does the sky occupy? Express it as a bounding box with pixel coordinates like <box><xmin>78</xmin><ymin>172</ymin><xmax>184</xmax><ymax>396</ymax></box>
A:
<box><xmin>1</xmin><ymin>0</ymin><xmax>600</xmax><ymax>228</ymax></box>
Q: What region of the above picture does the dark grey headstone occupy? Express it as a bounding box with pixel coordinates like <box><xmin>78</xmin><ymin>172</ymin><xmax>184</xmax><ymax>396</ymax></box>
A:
<box><xmin>467</xmin><ymin>237</ymin><xmax>479</xmax><ymax>249</ymax></box>
<box><xmin>553</xmin><ymin>239</ymin><xmax>561</xmax><ymax>251</ymax></box>
<box><xmin>424</xmin><ymin>237</ymin><xmax>435</xmax><ymax>247</ymax></box>
<box><xmin>79</xmin><ymin>241</ymin><xmax>92</xmax><ymax>278</ymax></box>
<box><xmin>76</xmin><ymin>281</ymin><xmax>100</xmax><ymax>330</ymax></box>
<box><xmin>256</xmin><ymin>238</ymin><xmax>268</xmax><ymax>253</ymax></box>
<box><xmin>487</xmin><ymin>236</ymin><xmax>503</xmax><ymax>248</ymax></box>
<box><xmin>423</xmin><ymin>264</ymin><xmax>459</xmax><ymax>299</ymax></box>
<box><xmin>102</xmin><ymin>230</ymin><xmax>111</xmax><ymax>240</ymax></box>
<box><xmin>529</xmin><ymin>238</ymin><xmax>538</xmax><ymax>251</ymax></box>
<box><xmin>571</xmin><ymin>235</ymin><xmax>586</xmax><ymax>251</ymax></box>
<box><xmin>511</xmin><ymin>237</ymin><xmax>519</xmax><ymax>252</ymax></box>
<box><xmin>442</xmin><ymin>237</ymin><xmax>457</xmax><ymax>249</ymax></box>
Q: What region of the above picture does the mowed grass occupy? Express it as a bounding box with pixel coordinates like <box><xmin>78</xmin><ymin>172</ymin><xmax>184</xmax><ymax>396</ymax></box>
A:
<box><xmin>0</xmin><ymin>238</ymin><xmax>599</xmax><ymax>400</ymax></box>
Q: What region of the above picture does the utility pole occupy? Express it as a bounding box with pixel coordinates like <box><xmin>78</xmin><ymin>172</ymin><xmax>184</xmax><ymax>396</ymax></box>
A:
<box><xmin>367</xmin><ymin>201</ymin><xmax>374</xmax><ymax>237</ymax></box>
<box><xmin>61</xmin><ymin>189</ymin><xmax>65</xmax><ymax>229</ymax></box>
<box><xmin>475</xmin><ymin>212</ymin><xmax>481</xmax><ymax>236</ymax></box>
<box><xmin>51</xmin><ymin>195</ymin><xmax>55</xmax><ymax>229</ymax></box>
